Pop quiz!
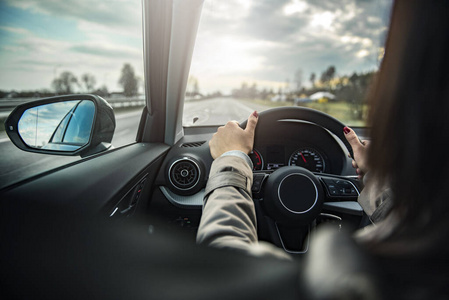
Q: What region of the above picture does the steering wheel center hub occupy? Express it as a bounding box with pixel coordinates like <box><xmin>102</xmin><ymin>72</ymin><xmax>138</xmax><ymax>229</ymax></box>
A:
<box><xmin>278</xmin><ymin>174</ymin><xmax>318</xmax><ymax>213</ymax></box>
<box><xmin>263</xmin><ymin>166</ymin><xmax>324</xmax><ymax>225</ymax></box>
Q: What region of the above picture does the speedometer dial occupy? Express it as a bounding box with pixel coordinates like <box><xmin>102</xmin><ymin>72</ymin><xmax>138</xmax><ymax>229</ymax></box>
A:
<box><xmin>249</xmin><ymin>149</ymin><xmax>264</xmax><ymax>171</ymax></box>
<box><xmin>288</xmin><ymin>148</ymin><xmax>325</xmax><ymax>173</ymax></box>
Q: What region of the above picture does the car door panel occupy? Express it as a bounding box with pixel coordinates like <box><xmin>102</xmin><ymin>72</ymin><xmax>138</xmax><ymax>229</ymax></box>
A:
<box><xmin>1</xmin><ymin>143</ymin><xmax>170</xmax><ymax>217</ymax></box>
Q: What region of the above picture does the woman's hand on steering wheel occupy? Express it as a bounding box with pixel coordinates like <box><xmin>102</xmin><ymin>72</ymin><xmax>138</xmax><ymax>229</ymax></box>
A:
<box><xmin>209</xmin><ymin>111</ymin><xmax>259</xmax><ymax>159</ymax></box>
<box><xmin>344</xmin><ymin>126</ymin><xmax>369</xmax><ymax>180</ymax></box>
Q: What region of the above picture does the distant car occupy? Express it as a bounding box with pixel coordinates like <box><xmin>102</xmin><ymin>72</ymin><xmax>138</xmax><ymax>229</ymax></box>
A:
<box><xmin>309</xmin><ymin>91</ymin><xmax>336</xmax><ymax>101</ymax></box>
<box><xmin>294</xmin><ymin>97</ymin><xmax>312</xmax><ymax>105</ymax></box>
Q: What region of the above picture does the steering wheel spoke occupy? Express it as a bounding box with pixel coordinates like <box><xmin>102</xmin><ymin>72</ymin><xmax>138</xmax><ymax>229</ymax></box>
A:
<box><xmin>253</xmin><ymin>199</ymin><xmax>311</xmax><ymax>254</ymax></box>
<box><xmin>251</xmin><ymin>171</ymin><xmax>270</xmax><ymax>197</ymax></box>
<box><xmin>316</xmin><ymin>173</ymin><xmax>361</xmax><ymax>201</ymax></box>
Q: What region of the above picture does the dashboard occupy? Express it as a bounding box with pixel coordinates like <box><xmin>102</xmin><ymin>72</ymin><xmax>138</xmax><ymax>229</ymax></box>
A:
<box><xmin>153</xmin><ymin>121</ymin><xmax>355</xmax><ymax>198</ymax></box>
<box><xmin>148</xmin><ymin>120</ymin><xmax>359</xmax><ymax>232</ymax></box>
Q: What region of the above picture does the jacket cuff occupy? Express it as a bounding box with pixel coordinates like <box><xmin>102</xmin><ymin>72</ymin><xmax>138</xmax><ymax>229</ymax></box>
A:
<box><xmin>204</xmin><ymin>156</ymin><xmax>253</xmax><ymax>200</ymax></box>
<box><xmin>220</xmin><ymin>150</ymin><xmax>253</xmax><ymax>170</ymax></box>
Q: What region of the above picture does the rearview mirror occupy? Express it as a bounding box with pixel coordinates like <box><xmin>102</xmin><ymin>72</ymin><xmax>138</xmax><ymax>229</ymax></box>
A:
<box><xmin>5</xmin><ymin>94</ymin><xmax>115</xmax><ymax>157</ymax></box>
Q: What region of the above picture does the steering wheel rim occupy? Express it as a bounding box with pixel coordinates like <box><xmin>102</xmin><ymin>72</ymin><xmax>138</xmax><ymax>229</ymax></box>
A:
<box><xmin>240</xmin><ymin>106</ymin><xmax>353</xmax><ymax>158</ymax></box>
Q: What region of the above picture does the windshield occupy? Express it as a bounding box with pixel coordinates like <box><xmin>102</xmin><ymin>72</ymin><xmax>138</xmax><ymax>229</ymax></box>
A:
<box><xmin>184</xmin><ymin>0</ymin><xmax>393</xmax><ymax>127</ymax></box>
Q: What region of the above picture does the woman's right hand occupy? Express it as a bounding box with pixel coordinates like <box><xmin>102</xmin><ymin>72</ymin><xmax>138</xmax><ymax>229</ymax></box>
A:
<box><xmin>344</xmin><ymin>126</ymin><xmax>369</xmax><ymax>179</ymax></box>
<box><xmin>209</xmin><ymin>111</ymin><xmax>259</xmax><ymax>159</ymax></box>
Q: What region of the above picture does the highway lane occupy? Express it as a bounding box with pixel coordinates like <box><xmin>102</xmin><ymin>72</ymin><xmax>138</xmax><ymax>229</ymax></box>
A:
<box><xmin>0</xmin><ymin>97</ymin><xmax>270</xmax><ymax>190</ymax></box>
<box><xmin>183</xmin><ymin>97</ymin><xmax>271</xmax><ymax>126</ymax></box>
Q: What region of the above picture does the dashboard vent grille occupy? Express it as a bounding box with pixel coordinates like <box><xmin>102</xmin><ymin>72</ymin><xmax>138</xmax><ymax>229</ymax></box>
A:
<box><xmin>169</xmin><ymin>158</ymin><xmax>200</xmax><ymax>190</ymax></box>
<box><xmin>180</xmin><ymin>141</ymin><xmax>205</xmax><ymax>148</ymax></box>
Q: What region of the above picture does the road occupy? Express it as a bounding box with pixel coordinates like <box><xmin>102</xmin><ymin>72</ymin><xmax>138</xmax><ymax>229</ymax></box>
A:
<box><xmin>183</xmin><ymin>97</ymin><xmax>270</xmax><ymax>126</ymax></box>
<box><xmin>0</xmin><ymin>98</ymin><xmax>271</xmax><ymax>190</ymax></box>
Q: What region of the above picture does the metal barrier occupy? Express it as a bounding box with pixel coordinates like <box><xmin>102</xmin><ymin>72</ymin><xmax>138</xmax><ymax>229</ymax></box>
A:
<box><xmin>0</xmin><ymin>97</ymin><xmax>145</xmax><ymax>116</ymax></box>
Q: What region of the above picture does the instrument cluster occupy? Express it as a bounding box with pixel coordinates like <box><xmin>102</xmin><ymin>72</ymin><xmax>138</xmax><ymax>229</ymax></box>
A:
<box><xmin>249</xmin><ymin>146</ymin><xmax>327</xmax><ymax>173</ymax></box>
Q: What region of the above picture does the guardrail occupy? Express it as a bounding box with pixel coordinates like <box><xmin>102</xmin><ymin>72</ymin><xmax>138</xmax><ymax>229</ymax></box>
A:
<box><xmin>0</xmin><ymin>97</ymin><xmax>145</xmax><ymax>117</ymax></box>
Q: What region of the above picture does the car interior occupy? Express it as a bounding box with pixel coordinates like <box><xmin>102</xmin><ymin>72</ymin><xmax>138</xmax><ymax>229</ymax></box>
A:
<box><xmin>1</xmin><ymin>0</ymin><xmax>391</xmax><ymax>299</ymax></box>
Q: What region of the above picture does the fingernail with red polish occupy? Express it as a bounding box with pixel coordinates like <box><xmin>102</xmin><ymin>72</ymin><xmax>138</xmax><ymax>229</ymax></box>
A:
<box><xmin>343</xmin><ymin>127</ymin><xmax>350</xmax><ymax>134</ymax></box>
<box><xmin>253</xmin><ymin>111</ymin><xmax>259</xmax><ymax>118</ymax></box>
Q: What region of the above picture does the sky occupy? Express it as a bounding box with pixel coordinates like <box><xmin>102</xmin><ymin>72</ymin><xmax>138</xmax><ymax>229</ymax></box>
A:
<box><xmin>0</xmin><ymin>0</ymin><xmax>144</xmax><ymax>93</ymax></box>
<box><xmin>0</xmin><ymin>0</ymin><xmax>392</xmax><ymax>95</ymax></box>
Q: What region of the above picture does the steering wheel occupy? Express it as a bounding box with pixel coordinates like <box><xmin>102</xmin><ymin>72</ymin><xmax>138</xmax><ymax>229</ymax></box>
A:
<box><xmin>241</xmin><ymin>106</ymin><xmax>361</xmax><ymax>254</ymax></box>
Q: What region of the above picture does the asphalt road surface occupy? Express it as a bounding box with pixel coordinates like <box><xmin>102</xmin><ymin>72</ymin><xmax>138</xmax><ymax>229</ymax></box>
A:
<box><xmin>0</xmin><ymin>98</ymin><xmax>270</xmax><ymax>190</ymax></box>
<box><xmin>183</xmin><ymin>97</ymin><xmax>270</xmax><ymax>126</ymax></box>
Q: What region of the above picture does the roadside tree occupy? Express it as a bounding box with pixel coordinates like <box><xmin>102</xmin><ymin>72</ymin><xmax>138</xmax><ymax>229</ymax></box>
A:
<box><xmin>52</xmin><ymin>71</ymin><xmax>79</xmax><ymax>94</ymax></box>
<box><xmin>81</xmin><ymin>73</ymin><xmax>96</xmax><ymax>93</ymax></box>
<box><xmin>118</xmin><ymin>63</ymin><xmax>138</xmax><ymax>97</ymax></box>
<box><xmin>320</xmin><ymin>66</ymin><xmax>336</xmax><ymax>88</ymax></box>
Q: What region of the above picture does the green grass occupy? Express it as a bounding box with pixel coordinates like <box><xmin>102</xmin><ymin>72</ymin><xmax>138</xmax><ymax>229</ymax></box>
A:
<box><xmin>240</xmin><ymin>98</ymin><xmax>367</xmax><ymax>126</ymax></box>
<box><xmin>299</xmin><ymin>102</ymin><xmax>368</xmax><ymax>126</ymax></box>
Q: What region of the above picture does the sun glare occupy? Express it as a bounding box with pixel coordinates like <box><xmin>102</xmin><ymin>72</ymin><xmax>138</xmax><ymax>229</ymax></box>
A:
<box><xmin>310</xmin><ymin>11</ymin><xmax>335</xmax><ymax>30</ymax></box>
<box><xmin>283</xmin><ymin>0</ymin><xmax>308</xmax><ymax>16</ymax></box>
<box><xmin>356</xmin><ymin>49</ymin><xmax>369</xmax><ymax>58</ymax></box>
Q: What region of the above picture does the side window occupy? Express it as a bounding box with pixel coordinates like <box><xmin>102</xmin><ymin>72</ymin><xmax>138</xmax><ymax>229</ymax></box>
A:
<box><xmin>0</xmin><ymin>1</ymin><xmax>144</xmax><ymax>189</ymax></box>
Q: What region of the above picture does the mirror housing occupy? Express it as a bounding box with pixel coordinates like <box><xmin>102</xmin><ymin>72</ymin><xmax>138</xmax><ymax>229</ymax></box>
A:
<box><xmin>5</xmin><ymin>94</ymin><xmax>115</xmax><ymax>157</ymax></box>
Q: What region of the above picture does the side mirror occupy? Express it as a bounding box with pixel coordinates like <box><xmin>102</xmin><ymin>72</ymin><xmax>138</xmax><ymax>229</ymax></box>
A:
<box><xmin>4</xmin><ymin>94</ymin><xmax>115</xmax><ymax>157</ymax></box>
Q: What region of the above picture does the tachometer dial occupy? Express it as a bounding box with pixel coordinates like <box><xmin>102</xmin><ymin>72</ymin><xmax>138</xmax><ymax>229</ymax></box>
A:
<box><xmin>249</xmin><ymin>149</ymin><xmax>264</xmax><ymax>171</ymax></box>
<box><xmin>288</xmin><ymin>148</ymin><xmax>325</xmax><ymax>173</ymax></box>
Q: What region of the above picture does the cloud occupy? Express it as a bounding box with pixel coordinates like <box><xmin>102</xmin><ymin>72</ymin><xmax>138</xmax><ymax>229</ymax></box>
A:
<box><xmin>1</xmin><ymin>0</ymin><xmax>392</xmax><ymax>93</ymax></box>
<box><xmin>0</xmin><ymin>1</ymin><xmax>144</xmax><ymax>91</ymax></box>
<box><xmin>283</xmin><ymin>0</ymin><xmax>308</xmax><ymax>15</ymax></box>
<box><xmin>202</xmin><ymin>0</ymin><xmax>254</xmax><ymax>20</ymax></box>
<box><xmin>189</xmin><ymin>0</ymin><xmax>393</xmax><ymax>93</ymax></box>
<box><xmin>0</xmin><ymin>26</ymin><xmax>31</xmax><ymax>35</ymax></box>
<box><xmin>0</xmin><ymin>32</ymin><xmax>143</xmax><ymax>91</ymax></box>
<box><xmin>2</xmin><ymin>1</ymin><xmax>143</xmax><ymax>53</ymax></box>
<box><xmin>4</xmin><ymin>0</ymin><xmax>142</xmax><ymax>34</ymax></box>
<box><xmin>70</xmin><ymin>42</ymin><xmax>141</xmax><ymax>59</ymax></box>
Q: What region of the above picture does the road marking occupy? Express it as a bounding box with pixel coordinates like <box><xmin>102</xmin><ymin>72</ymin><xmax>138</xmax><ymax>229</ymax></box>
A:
<box><xmin>0</xmin><ymin>137</ymin><xmax>11</xmax><ymax>144</ymax></box>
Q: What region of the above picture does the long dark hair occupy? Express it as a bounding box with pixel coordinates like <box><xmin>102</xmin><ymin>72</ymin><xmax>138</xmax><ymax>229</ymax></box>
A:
<box><xmin>366</xmin><ymin>0</ymin><xmax>449</xmax><ymax>254</ymax></box>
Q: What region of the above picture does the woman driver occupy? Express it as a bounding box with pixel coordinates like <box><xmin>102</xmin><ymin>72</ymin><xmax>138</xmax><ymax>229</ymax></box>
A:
<box><xmin>197</xmin><ymin>0</ymin><xmax>449</xmax><ymax>297</ymax></box>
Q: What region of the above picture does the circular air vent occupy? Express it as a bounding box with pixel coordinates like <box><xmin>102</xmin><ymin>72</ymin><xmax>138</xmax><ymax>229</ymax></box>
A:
<box><xmin>168</xmin><ymin>157</ymin><xmax>201</xmax><ymax>191</ymax></box>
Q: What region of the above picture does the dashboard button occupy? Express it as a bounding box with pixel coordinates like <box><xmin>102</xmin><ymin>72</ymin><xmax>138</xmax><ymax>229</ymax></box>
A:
<box><xmin>320</xmin><ymin>177</ymin><xmax>359</xmax><ymax>198</ymax></box>
<box><xmin>252</xmin><ymin>173</ymin><xmax>266</xmax><ymax>192</ymax></box>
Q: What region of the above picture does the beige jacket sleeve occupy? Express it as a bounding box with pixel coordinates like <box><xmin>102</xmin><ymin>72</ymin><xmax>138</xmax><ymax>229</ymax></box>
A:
<box><xmin>196</xmin><ymin>155</ymin><xmax>291</xmax><ymax>260</ymax></box>
<box><xmin>357</xmin><ymin>173</ymin><xmax>393</xmax><ymax>224</ymax></box>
